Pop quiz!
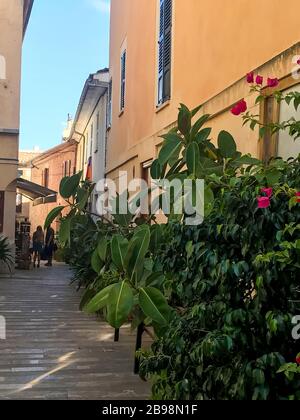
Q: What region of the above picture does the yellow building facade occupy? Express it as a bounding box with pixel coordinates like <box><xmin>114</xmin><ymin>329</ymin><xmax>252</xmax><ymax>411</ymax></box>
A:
<box><xmin>107</xmin><ymin>0</ymin><xmax>300</xmax><ymax>184</ymax></box>
<box><xmin>0</xmin><ymin>0</ymin><xmax>33</xmax><ymax>243</ymax></box>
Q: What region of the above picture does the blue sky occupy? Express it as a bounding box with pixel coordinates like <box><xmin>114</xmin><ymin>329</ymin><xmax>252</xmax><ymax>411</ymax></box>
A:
<box><xmin>20</xmin><ymin>0</ymin><xmax>110</xmax><ymax>151</ymax></box>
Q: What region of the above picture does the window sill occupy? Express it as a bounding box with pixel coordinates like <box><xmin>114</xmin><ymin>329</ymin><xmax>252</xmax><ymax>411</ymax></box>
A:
<box><xmin>156</xmin><ymin>100</ymin><xmax>170</xmax><ymax>113</ymax></box>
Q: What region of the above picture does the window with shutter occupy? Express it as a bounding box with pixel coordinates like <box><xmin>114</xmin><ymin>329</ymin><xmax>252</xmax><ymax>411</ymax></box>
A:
<box><xmin>44</xmin><ymin>168</ymin><xmax>49</xmax><ymax>188</ymax></box>
<box><xmin>120</xmin><ymin>50</ymin><xmax>126</xmax><ymax>111</ymax></box>
<box><xmin>158</xmin><ymin>0</ymin><xmax>172</xmax><ymax>106</ymax></box>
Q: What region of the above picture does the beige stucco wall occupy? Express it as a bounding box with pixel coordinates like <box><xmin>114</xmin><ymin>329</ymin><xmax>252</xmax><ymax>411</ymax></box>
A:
<box><xmin>107</xmin><ymin>0</ymin><xmax>300</xmax><ymax>178</ymax></box>
<box><xmin>0</xmin><ymin>0</ymin><xmax>24</xmax><ymax>244</ymax></box>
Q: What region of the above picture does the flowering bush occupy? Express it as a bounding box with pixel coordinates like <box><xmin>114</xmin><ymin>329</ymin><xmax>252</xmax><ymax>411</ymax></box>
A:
<box><xmin>139</xmin><ymin>78</ymin><xmax>300</xmax><ymax>400</ymax></box>
<box><xmin>232</xmin><ymin>66</ymin><xmax>300</xmax><ymax>141</ymax></box>
<box><xmin>140</xmin><ymin>157</ymin><xmax>300</xmax><ymax>400</ymax></box>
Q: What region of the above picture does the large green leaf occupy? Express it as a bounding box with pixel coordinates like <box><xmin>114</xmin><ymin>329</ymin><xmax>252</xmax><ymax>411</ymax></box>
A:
<box><xmin>60</xmin><ymin>171</ymin><xmax>83</xmax><ymax>199</ymax></box>
<box><xmin>186</xmin><ymin>142</ymin><xmax>200</xmax><ymax>176</ymax></box>
<box><xmin>107</xmin><ymin>281</ymin><xmax>134</xmax><ymax>329</ymax></box>
<box><xmin>44</xmin><ymin>206</ymin><xmax>65</xmax><ymax>229</ymax></box>
<box><xmin>196</xmin><ymin>128</ymin><xmax>212</xmax><ymax>143</ymax></box>
<box><xmin>125</xmin><ymin>226</ymin><xmax>150</xmax><ymax>283</ymax></box>
<box><xmin>190</xmin><ymin>114</ymin><xmax>210</xmax><ymax>140</ymax></box>
<box><xmin>178</xmin><ymin>104</ymin><xmax>192</xmax><ymax>136</ymax></box>
<box><xmin>218</xmin><ymin>131</ymin><xmax>237</xmax><ymax>158</ymax></box>
<box><xmin>59</xmin><ymin>217</ymin><xmax>71</xmax><ymax>246</ymax></box>
<box><xmin>91</xmin><ymin>248</ymin><xmax>104</xmax><ymax>273</ymax></box>
<box><xmin>84</xmin><ymin>285</ymin><xmax>114</xmax><ymax>314</ymax></box>
<box><xmin>151</xmin><ymin>159</ymin><xmax>162</xmax><ymax>179</ymax></box>
<box><xmin>158</xmin><ymin>136</ymin><xmax>183</xmax><ymax>167</ymax></box>
<box><xmin>191</xmin><ymin>104</ymin><xmax>202</xmax><ymax>117</ymax></box>
<box><xmin>76</xmin><ymin>187</ymin><xmax>90</xmax><ymax>210</ymax></box>
<box><xmin>97</xmin><ymin>237</ymin><xmax>108</xmax><ymax>262</ymax></box>
<box><xmin>111</xmin><ymin>235</ymin><xmax>128</xmax><ymax>271</ymax></box>
<box><xmin>139</xmin><ymin>287</ymin><xmax>171</xmax><ymax>326</ymax></box>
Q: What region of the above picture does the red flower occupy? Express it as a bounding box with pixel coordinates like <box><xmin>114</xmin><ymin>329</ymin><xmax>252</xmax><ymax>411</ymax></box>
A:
<box><xmin>297</xmin><ymin>59</ymin><xmax>300</xmax><ymax>66</ymax></box>
<box><xmin>246</xmin><ymin>72</ymin><xmax>254</xmax><ymax>83</ymax></box>
<box><xmin>261</xmin><ymin>188</ymin><xmax>273</xmax><ymax>198</ymax></box>
<box><xmin>267</xmin><ymin>78</ymin><xmax>279</xmax><ymax>88</ymax></box>
<box><xmin>296</xmin><ymin>356</ymin><xmax>300</xmax><ymax>365</ymax></box>
<box><xmin>257</xmin><ymin>196</ymin><xmax>270</xmax><ymax>209</ymax></box>
<box><xmin>256</xmin><ymin>75</ymin><xmax>264</xmax><ymax>85</ymax></box>
<box><xmin>296</xmin><ymin>192</ymin><xmax>300</xmax><ymax>203</ymax></box>
<box><xmin>231</xmin><ymin>99</ymin><xmax>248</xmax><ymax>116</ymax></box>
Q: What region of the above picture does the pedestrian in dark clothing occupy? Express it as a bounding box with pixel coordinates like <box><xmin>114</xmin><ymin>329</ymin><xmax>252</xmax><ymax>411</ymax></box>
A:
<box><xmin>45</xmin><ymin>225</ymin><xmax>55</xmax><ymax>267</ymax></box>
<box><xmin>32</xmin><ymin>226</ymin><xmax>44</xmax><ymax>268</ymax></box>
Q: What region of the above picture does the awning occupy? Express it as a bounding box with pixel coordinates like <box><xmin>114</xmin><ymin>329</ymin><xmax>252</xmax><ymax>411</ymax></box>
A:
<box><xmin>16</xmin><ymin>178</ymin><xmax>57</xmax><ymax>206</ymax></box>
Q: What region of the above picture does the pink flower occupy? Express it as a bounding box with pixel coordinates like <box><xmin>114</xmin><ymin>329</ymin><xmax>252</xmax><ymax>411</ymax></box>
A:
<box><xmin>246</xmin><ymin>72</ymin><xmax>254</xmax><ymax>83</ymax></box>
<box><xmin>297</xmin><ymin>59</ymin><xmax>300</xmax><ymax>66</ymax></box>
<box><xmin>256</xmin><ymin>75</ymin><xmax>264</xmax><ymax>85</ymax></box>
<box><xmin>296</xmin><ymin>192</ymin><xmax>300</xmax><ymax>203</ymax></box>
<box><xmin>257</xmin><ymin>196</ymin><xmax>270</xmax><ymax>209</ymax></box>
<box><xmin>267</xmin><ymin>78</ymin><xmax>279</xmax><ymax>88</ymax></box>
<box><xmin>231</xmin><ymin>99</ymin><xmax>248</xmax><ymax>116</ymax></box>
<box><xmin>261</xmin><ymin>188</ymin><xmax>273</xmax><ymax>198</ymax></box>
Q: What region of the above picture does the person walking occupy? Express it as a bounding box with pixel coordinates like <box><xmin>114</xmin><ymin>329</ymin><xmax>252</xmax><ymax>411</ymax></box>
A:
<box><xmin>32</xmin><ymin>226</ymin><xmax>44</xmax><ymax>268</ymax></box>
<box><xmin>45</xmin><ymin>225</ymin><xmax>55</xmax><ymax>267</ymax></box>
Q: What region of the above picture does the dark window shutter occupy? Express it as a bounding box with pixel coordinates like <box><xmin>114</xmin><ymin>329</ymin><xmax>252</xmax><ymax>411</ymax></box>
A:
<box><xmin>158</xmin><ymin>0</ymin><xmax>172</xmax><ymax>105</ymax></box>
<box><xmin>107</xmin><ymin>79</ymin><xmax>112</xmax><ymax>128</ymax></box>
<box><xmin>120</xmin><ymin>51</ymin><xmax>126</xmax><ymax>110</ymax></box>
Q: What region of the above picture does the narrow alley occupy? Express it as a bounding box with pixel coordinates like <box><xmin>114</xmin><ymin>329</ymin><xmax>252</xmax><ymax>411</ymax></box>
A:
<box><xmin>0</xmin><ymin>264</ymin><xmax>150</xmax><ymax>400</ymax></box>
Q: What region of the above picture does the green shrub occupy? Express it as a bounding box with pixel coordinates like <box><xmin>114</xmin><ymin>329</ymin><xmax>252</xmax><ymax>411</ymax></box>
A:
<box><xmin>140</xmin><ymin>157</ymin><xmax>300</xmax><ymax>400</ymax></box>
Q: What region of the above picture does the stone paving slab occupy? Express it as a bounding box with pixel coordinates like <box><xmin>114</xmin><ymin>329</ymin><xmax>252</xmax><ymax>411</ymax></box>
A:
<box><xmin>0</xmin><ymin>263</ymin><xmax>151</xmax><ymax>400</ymax></box>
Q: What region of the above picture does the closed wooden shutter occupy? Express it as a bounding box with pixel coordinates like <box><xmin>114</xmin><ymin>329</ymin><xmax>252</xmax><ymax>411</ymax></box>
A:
<box><xmin>120</xmin><ymin>51</ymin><xmax>126</xmax><ymax>111</ymax></box>
<box><xmin>158</xmin><ymin>0</ymin><xmax>172</xmax><ymax>105</ymax></box>
<box><xmin>107</xmin><ymin>79</ymin><xmax>112</xmax><ymax>127</ymax></box>
<box><xmin>0</xmin><ymin>191</ymin><xmax>4</xmax><ymax>233</ymax></box>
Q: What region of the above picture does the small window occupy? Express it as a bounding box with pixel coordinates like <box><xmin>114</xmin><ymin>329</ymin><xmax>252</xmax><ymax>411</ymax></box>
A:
<box><xmin>44</xmin><ymin>168</ymin><xmax>49</xmax><ymax>188</ymax></box>
<box><xmin>158</xmin><ymin>0</ymin><xmax>172</xmax><ymax>106</ymax></box>
<box><xmin>107</xmin><ymin>79</ymin><xmax>112</xmax><ymax>128</ymax></box>
<box><xmin>120</xmin><ymin>50</ymin><xmax>126</xmax><ymax>112</ymax></box>
<box><xmin>63</xmin><ymin>160</ymin><xmax>71</xmax><ymax>177</ymax></box>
